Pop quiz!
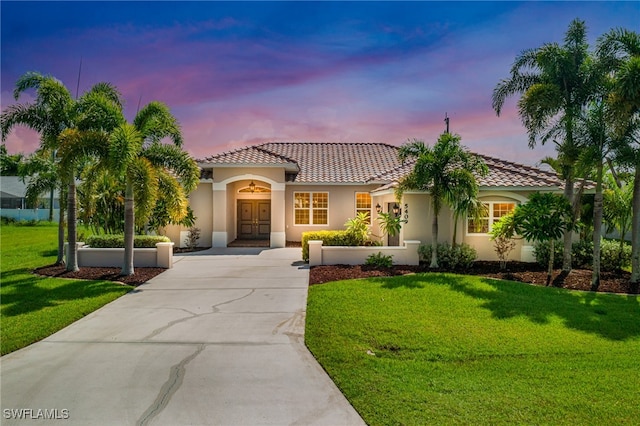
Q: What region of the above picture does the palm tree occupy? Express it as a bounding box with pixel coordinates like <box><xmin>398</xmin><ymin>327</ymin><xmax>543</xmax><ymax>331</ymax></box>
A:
<box><xmin>492</xmin><ymin>19</ymin><xmax>601</xmax><ymax>272</ymax></box>
<box><xmin>597</xmin><ymin>28</ymin><xmax>640</xmax><ymax>283</ymax></box>
<box><xmin>1</xmin><ymin>72</ymin><xmax>75</xmax><ymax>265</ymax></box>
<box><xmin>108</xmin><ymin>102</ymin><xmax>199</xmax><ymax>276</ymax></box>
<box><xmin>577</xmin><ymin>101</ymin><xmax>616</xmax><ymax>290</ymax></box>
<box><xmin>397</xmin><ymin>133</ymin><xmax>488</xmax><ymax>268</ymax></box>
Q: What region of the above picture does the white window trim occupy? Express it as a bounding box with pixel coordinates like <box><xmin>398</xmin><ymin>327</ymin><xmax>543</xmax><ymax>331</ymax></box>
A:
<box><xmin>466</xmin><ymin>201</ymin><xmax>517</xmax><ymax>235</ymax></box>
<box><xmin>293</xmin><ymin>191</ymin><xmax>329</xmax><ymax>226</ymax></box>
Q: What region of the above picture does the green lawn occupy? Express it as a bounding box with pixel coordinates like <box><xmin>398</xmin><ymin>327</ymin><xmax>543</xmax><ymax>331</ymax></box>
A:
<box><xmin>1</xmin><ymin>223</ymin><xmax>132</xmax><ymax>355</ymax></box>
<box><xmin>306</xmin><ymin>273</ymin><xmax>640</xmax><ymax>425</ymax></box>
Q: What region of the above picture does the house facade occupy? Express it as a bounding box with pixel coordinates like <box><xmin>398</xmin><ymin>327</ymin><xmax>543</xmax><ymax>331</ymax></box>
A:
<box><xmin>164</xmin><ymin>142</ymin><xmax>568</xmax><ymax>261</ymax></box>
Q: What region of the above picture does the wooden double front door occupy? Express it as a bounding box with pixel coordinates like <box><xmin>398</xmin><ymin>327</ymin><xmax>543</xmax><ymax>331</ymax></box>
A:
<box><xmin>237</xmin><ymin>200</ymin><xmax>271</xmax><ymax>240</ymax></box>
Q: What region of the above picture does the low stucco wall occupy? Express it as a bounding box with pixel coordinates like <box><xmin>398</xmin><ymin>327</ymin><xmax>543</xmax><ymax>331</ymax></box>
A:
<box><xmin>308</xmin><ymin>240</ymin><xmax>421</xmax><ymax>266</ymax></box>
<box><xmin>66</xmin><ymin>242</ymin><xmax>174</xmax><ymax>268</ymax></box>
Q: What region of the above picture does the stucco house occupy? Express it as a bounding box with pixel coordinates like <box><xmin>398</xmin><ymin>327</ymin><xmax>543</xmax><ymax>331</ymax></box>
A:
<box><xmin>164</xmin><ymin>142</ymin><xmax>569</xmax><ymax>261</ymax></box>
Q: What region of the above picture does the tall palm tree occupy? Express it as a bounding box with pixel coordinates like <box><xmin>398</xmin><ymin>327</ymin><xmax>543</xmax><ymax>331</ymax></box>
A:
<box><xmin>397</xmin><ymin>133</ymin><xmax>488</xmax><ymax>268</ymax></box>
<box><xmin>1</xmin><ymin>72</ymin><xmax>75</xmax><ymax>265</ymax></box>
<box><xmin>577</xmin><ymin>101</ymin><xmax>617</xmax><ymax>290</ymax></box>
<box><xmin>492</xmin><ymin>18</ymin><xmax>601</xmax><ymax>272</ymax></box>
<box><xmin>598</xmin><ymin>28</ymin><xmax>640</xmax><ymax>283</ymax></box>
<box><xmin>108</xmin><ymin>102</ymin><xmax>199</xmax><ymax>276</ymax></box>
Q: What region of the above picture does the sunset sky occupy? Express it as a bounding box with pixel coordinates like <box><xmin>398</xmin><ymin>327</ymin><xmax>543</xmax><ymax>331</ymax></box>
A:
<box><xmin>2</xmin><ymin>1</ymin><xmax>638</xmax><ymax>165</ymax></box>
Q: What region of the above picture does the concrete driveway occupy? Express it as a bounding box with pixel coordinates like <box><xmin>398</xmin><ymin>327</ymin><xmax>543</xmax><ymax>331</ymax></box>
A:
<box><xmin>1</xmin><ymin>248</ymin><xmax>365</xmax><ymax>426</ymax></box>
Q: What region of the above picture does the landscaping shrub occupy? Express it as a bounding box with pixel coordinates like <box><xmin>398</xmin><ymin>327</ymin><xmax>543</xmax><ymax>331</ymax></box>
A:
<box><xmin>418</xmin><ymin>243</ymin><xmax>476</xmax><ymax>270</ymax></box>
<box><xmin>301</xmin><ymin>230</ymin><xmax>360</xmax><ymax>262</ymax></box>
<box><xmin>533</xmin><ymin>240</ymin><xmax>564</xmax><ymax>269</ymax></box>
<box><xmin>184</xmin><ymin>226</ymin><xmax>201</xmax><ymax>249</ymax></box>
<box><xmin>86</xmin><ymin>234</ymin><xmax>171</xmax><ymax>248</ymax></box>
<box><xmin>600</xmin><ymin>239</ymin><xmax>631</xmax><ymax>271</ymax></box>
<box><xmin>365</xmin><ymin>252</ymin><xmax>393</xmax><ymax>268</ymax></box>
<box><xmin>1</xmin><ymin>217</ymin><xmax>40</xmax><ymax>226</ymax></box>
<box><xmin>572</xmin><ymin>239</ymin><xmax>593</xmax><ymax>269</ymax></box>
<box><xmin>534</xmin><ymin>239</ymin><xmax>631</xmax><ymax>271</ymax></box>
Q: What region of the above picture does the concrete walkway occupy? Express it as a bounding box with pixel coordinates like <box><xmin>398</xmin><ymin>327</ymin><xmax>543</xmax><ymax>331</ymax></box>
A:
<box><xmin>1</xmin><ymin>248</ymin><xmax>365</xmax><ymax>426</ymax></box>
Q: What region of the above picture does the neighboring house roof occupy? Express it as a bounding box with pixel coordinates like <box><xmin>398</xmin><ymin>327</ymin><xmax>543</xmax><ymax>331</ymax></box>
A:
<box><xmin>198</xmin><ymin>142</ymin><xmax>571</xmax><ymax>190</ymax></box>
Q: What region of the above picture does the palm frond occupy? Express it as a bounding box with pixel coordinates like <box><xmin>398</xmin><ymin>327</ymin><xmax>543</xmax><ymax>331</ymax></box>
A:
<box><xmin>142</xmin><ymin>143</ymin><xmax>199</xmax><ymax>192</ymax></box>
<box><xmin>134</xmin><ymin>101</ymin><xmax>183</xmax><ymax>146</ymax></box>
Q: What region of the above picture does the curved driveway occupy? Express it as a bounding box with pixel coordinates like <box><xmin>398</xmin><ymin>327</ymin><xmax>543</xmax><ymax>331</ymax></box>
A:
<box><xmin>1</xmin><ymin>248</ymin><xmax>365</xmax><ymax>425</ymax></box>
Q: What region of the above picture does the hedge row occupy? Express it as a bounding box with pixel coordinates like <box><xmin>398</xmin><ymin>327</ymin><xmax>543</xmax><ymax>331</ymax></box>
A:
<box><xmin>85</xmin><ymin>234</ymin><xmax>171</xmax><ymax>248</ymax></box>
<box><xmin>301</xmin><ymin>230</ymin><xmax>362</xmax><ymax>262</ymax></box>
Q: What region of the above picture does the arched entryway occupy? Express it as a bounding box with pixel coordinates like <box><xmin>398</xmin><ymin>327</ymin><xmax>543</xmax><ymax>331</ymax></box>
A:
<box><xmin>212</xmin><ymin>174</ymin><xmax>286</xmax><ymax>248</ymax></box>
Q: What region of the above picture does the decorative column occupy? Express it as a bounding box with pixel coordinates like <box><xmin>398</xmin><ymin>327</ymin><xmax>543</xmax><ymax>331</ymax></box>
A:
<box><xmin>212</xmin><ymin>182</ymin><xmax>228</xmax><ymax>247</ymax></box>
<box><xmin>270</xmin><ymin>183</ymin><xmax>286</xmax><ymax>248</ymax></box>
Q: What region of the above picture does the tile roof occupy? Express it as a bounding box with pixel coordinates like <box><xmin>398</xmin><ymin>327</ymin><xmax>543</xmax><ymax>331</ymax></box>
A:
<box><xmin>198</xmin><ymin>142</ymin><xmax>572</xmax><ymax>190</ymax></box>
<box><xmin>200</xmin><ymin>146</ymin><xmax>298</xmax><ymax>168</ymax></box>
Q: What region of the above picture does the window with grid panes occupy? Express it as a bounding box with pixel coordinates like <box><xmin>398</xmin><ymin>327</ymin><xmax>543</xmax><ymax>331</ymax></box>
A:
<box><xmin>294</xmin><ymin>192</ymin><xmax>328</xmax><ymax>225</ymax></box>
<box><xmin>467</xmin><ymin>202</ymin><xmax>516</xmax><ymax>234</ymax></box>
<box><xmin>355</xmin><ymin>192</ymin><xmax>372</xmax><ymax>224</ymax></box>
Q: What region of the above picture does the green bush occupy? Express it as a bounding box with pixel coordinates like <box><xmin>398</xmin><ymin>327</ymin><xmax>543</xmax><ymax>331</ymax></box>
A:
<box><xmin>418</xmin><ymin>243</ymin><xmax>477</xmax><ymax>270</ymax></box>
<box><xmin>302</xmin><ymin>230</ymin><xmax>360</xmax><ymax>262</ymax></box>
<box><xmin>86</xmin><ymin>234</ymin><xmax>171</xmax><ymax>248</ymax></box>
<box><xmin>365</xmin><ymin>252</ymin><xmax>393</xmax><ymax>268</ymax></box>
<box><xmin>600</xmin><ymin>239</ymin><xmax>632</xmax><ymax>271</ymax></box>
<box><xmin>571</xmin><ymin>239</ymin><xmax>593</xmax><ymax>269</ymax></box>
<box><xmin>534</xmin><ymin>239</ymin><xmax>631</xmax><ymax>271</ymax></box>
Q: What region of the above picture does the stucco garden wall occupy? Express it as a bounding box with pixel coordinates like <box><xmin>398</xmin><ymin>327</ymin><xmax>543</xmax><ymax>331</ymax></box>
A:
<box><xmin>66</xmin><ymin>242</ymin><xmax>174</xmax><ymax>268</ymax></box>
<box><xmin>308</xmin><ymin>240</ymin><xmax>421</xmax><ymax>266</ymax></box>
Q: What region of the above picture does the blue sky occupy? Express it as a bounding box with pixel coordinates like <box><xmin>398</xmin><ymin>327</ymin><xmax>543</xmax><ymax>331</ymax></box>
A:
<box><xmin>2</xmin><ymin>1</ymin><xmax>638</xmax><ymax>165</ymax></box>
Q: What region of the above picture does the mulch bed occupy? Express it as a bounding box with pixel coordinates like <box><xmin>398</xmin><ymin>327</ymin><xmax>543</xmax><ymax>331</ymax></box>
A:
<box><xmin>34</xmin><ymin>265</ymin><xmax>166</xmax><ymax>286</ymax></box>
<box><xmin>309</xmin><ymin>261</ymin><xmax>639</xmax><ymax>295</ymax></box>
<box><xmin>35</xmin><ymin>260</ymin><xmax>639</xmax><ymax>294</ymax></box>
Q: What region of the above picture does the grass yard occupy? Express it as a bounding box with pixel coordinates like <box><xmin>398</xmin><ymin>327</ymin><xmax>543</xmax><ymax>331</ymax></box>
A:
<box><xmin>1</xmin><ymin>223</ymin><xmax>131</xmax><ymax>355</ymax></box>
<box><xmin>306</xmin><ymin>273</ymin><xmax>640</xmax><ymax>425</ymax></box>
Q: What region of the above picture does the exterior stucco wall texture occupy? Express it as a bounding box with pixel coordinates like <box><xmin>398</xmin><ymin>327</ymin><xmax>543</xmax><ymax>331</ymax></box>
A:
<box><xmin>284</xmin><ymin>184</ymin><xmax>379</xmax><ymax>242</ymax></box>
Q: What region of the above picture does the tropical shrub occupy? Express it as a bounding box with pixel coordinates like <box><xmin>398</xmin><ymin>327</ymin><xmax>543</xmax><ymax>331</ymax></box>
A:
<box><xmin>86</xmin><ymin>234</ymin><xmax>170</xmax><ymax>248</ymax></box>
<box><xmin>344</xmin><ymin>212</ymin><xmax>371</xmax><ymax>246</ymax></box>
<box><xmin>301</xmin><ymin>230</ymin><xmax>360</xmax><ymax>262</ymax></box>
<box><xmin>418</xmin><ymin>242</ymin><xmax>476</xmax><ymax>270</ymax></box>
<box><xmin>365</xmin><ymin>252</ymin><xmax>393</xmax><ymax>268</ymax></box>
<box><xmin>489</xmin><ymin>212</ymin><xmax>517</xmax><ymax>270</ymax></box>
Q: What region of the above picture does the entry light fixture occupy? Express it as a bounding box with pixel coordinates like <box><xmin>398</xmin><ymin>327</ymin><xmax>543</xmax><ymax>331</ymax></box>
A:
<box><xmin>249</xmin><ymin>181</ymin><xmax>256</xmax><ymax>193</ymax></box>
<box><xmin>375</xmin><ymin>203</ymin><xmax>382</xmax><ymax>214</ymax></box>
<box><xmin>393</xmin><ymin>203</ymin><xmax>400</xmax><ymax>216</ymax></box>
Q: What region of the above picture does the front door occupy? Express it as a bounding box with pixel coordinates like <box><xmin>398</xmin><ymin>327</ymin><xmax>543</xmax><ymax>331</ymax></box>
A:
<box><xmin>237</xmin><ymin>200</ymin><xmax>271</xmax><ymax>240</ymax></box>
<box><xmin>387</xmin><ymin>202</ymin><xmax>400</xmax><ymax>246</ymax></box>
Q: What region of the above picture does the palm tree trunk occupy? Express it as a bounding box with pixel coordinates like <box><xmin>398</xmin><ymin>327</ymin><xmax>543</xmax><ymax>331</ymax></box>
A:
<box><xmin>55</xmin><ymin>184</ymin><xmax>66</xmax><ymax>266</ymax></box>
<box><xmin>66</xmin><ymin>176</ymin><xmax>79</xmax><ymax>272</ymax></box>
<box><xmin>121</xmin><ymin>178</ymin><xmax>135</xmax><ymax>276</ymax></box>
<box><xmin>562</xmin><ymin>171</ymin><xmax>574</xmax><ymax>272</ymax></box>
<box><xmin>630</xmin><ymin>167</ymin><xmax>640</xmax><ymax>284</ymax></box>
<box><xmin>430</xmin><ymin>203</ymin><xmax>439</xmax><ymax>269</ymax></box>
<box><xmin>591</xmin><ymin>160</ymin><xmax>604</xmax><ymax>291</ymax></box>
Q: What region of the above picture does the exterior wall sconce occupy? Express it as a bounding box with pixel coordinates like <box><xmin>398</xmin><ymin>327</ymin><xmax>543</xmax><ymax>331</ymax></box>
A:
<box><xmin>249</xmin><ymin>181</ymin><xmax>256</xmax><ymax>193</ymax></box>
<box><xmin>393</xmin><ymin>203</ymin><xmax>400</xmax><ymax>216</ymax></box>
<box><xmin>375</xmin><ymin>203</ymin><xmax>382</xmax><ymax>214</ymax></box>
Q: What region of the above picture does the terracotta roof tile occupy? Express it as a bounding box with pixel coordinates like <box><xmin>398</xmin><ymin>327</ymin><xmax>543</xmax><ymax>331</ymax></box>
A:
<box><xmin>198</xmin><ymin>142</ymin><xmax>573</xmax><ymax>190</ymax></box>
